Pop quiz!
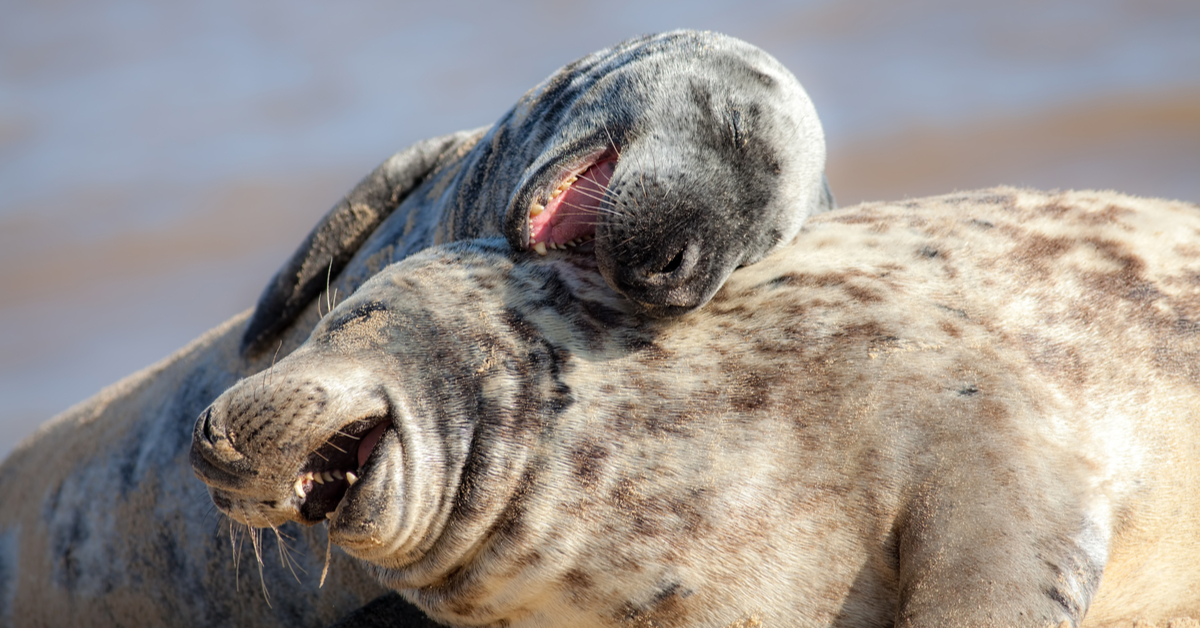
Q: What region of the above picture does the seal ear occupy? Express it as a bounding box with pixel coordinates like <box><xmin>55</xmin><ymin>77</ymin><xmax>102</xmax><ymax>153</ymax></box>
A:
<box><xmin>240</xmin><ymin>128</ymin><xmax>485</xmax><ymax>357</ymax></box>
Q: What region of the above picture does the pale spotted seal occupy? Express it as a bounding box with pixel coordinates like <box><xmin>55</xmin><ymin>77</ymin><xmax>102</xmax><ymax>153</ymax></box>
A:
<box><xmin>241</xmin><ymin>29</ymin><xmax>830</xmax><ymax>353</ymax></box>
<box><xmin>193</xmin><ymin>188</ymin><xmax>1200</xmax><ymax>627</ymax></box>
<box><xmin>0</xmin><ymin>30</ymin><xmax>827</xmax><ymax>628</ymax></box>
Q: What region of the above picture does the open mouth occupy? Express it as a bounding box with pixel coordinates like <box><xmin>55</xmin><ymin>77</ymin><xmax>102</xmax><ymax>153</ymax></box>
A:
<box><xmin>292</xmin><ymin>420</ymin><xmax>390</xmax><ymax>523</ymax></box>
<box><xmin>526</xmin><ymin>156</ymin><xmax>617</xmax><ymax>255</ymax></box>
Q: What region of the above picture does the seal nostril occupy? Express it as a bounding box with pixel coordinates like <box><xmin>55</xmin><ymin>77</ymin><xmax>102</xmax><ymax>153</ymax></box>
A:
<box><xmin>659</xmin><ymin>249</ymin><xmax>685</xmax><ymax>275</ymax></box>
<box><xmin>200</xmin><ymin>407</ymin><xmax>219</xmax><ymax>444</ymax></box>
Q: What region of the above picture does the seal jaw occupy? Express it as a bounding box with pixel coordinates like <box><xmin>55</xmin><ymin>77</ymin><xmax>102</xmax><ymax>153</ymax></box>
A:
<box><xmin>515</xmin><ymin>151</ymin><xmax>617</xmax><ymax>255</ymax></box>
<box><xmin>292</xmin><ymin>418</ymin><xmax>390</xmax><ymax>524</ymax></box>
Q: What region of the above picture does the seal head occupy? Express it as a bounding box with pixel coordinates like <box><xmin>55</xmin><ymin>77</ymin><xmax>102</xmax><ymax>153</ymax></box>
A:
<box><xmin>239</xmin><ymin>30</ymin><xmax>831</xmax><ymax>356</ymax></box>
<box><xmin>496</xmin><ymin>30</ymin><xmax>831</xmax><ymax>315</ymax></box>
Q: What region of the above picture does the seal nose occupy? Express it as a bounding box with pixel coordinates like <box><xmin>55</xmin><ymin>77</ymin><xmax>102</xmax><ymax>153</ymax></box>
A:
<box><xmin>191</xmin><ymin>403</ymin><xmax>252</xmax><ymax>485</ymax></box>
<box><xmin>197</xmin><ymin>406</ymin><xmax>221</xmax><ymax>445</ymax></box>
<box><xmin>608</xmin><ymin>240</ymin><xmax>708</xmax><ymax>314</ymax></box>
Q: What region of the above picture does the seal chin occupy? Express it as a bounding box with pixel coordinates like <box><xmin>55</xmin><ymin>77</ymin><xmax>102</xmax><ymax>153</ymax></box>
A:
<box><xmin>521</xmin><ymin>153</ymin><xmax>616</xmax><ymax>255</ymax></box>
<box><xmin>327</xmin><ymin>426</ymin><xmax>415</xmax><ymax>563</ymax></box>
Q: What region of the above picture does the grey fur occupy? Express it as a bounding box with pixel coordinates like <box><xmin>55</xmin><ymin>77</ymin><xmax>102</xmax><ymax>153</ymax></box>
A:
<box><xmin>0</xmin><ymin>31</ymin><xmax>826</xmax><ymax>628</ymax></box>
<box><xmin>242</xmin><ymin>29</ymin><xmax>830</xmax><ymax>355</ymax></box>
<box><xmin>195</xmin><ymin>188</ymin><xmax>1200</xmax><ymax>627</ymax></box>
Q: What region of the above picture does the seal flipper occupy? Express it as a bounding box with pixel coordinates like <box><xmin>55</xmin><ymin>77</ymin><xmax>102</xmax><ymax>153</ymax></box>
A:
<box><xmin>894</xmin><ymin>426</ymin><xmax>1108</xmax><ymax>627</ymax></box>
<box><xmin>240</xmin><ymin>128</ymin><xmax>486</xmax><ymax>356</ymax></box>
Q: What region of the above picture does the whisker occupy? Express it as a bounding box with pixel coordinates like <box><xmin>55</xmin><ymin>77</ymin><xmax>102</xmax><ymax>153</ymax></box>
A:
<box><xmin>325</xmin><ymin>258</ymin><xmax>335</xmax><ymax>318</ymax></box>
<box><xmin>558</xmin><ymin>199</ymin><xmax>620</xmax><ymax>216</ymax></box>
<box><xmin>268</xmin><ymin>339</ymin><xmax>282</xmax><ymax>388</ymax></box>
<box><xmin>251</xmin><ymin>526</ymin><xmax>273</xmax><ymax>607</ymax></box>
<box><xmin>271</xmin><ymin>524</ymin><xmax>306</xmax><ymax>584</ymax></box>
<box><xmin>601</xmin><ymin>123</ymin><xmax>622</xmax><ymax>160</ymax></box>
<box><xmin>320</xmin><ymin>523</ymin><xmax>334</xmax><ymax>588</ymax></box>
<box><xmin>561</xmin><ymin>187</ymin><xmax>608</xmax><ymax>203</ymax></box>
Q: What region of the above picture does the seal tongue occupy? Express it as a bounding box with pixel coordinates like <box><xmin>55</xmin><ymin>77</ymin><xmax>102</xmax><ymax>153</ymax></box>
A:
<box><xmin>530</xmin><ymin>158</ymin><xmax>615</xmax><ymax>248</ymax></box>
<box><xmin>358</xmin><ymin>422</ymin><xmax>390</xmax><ymax>468</ymax></box>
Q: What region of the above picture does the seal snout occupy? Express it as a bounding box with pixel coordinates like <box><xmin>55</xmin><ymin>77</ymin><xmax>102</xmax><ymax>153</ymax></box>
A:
<box><xmin>598</xmin><ymin>230</ymin><xmax>715</xmax><ymax>315</ymax></box>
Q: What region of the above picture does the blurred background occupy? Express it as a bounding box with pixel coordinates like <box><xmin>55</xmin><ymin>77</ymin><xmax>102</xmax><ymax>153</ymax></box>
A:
<box><xmin>2</xmin><ymin>0</ymin><xmax>1198</xmax><ymax>458</ymax></box>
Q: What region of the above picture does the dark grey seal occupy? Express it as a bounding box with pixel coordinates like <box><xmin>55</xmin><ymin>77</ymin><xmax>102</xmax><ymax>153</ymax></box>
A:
<box><xmin>240</xmin><ymin>29</ymin><xmax>830</xmax><ymax>354</ymax></box>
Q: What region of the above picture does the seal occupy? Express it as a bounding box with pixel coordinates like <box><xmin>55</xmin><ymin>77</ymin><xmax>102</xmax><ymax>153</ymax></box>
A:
<box><xmin>193</xmin><ymin>188</ymin><xmax>1200</xmax><ymax>628</ymax></box>
<box><xmin>0</xmin><ymin>31</ymin><xmax>826</xmax><ymax>628</ymax></box>
<box><xmin>240</xmin><ymin>29</ymin><xmax>831</xmax><ymax>354</ymax></box>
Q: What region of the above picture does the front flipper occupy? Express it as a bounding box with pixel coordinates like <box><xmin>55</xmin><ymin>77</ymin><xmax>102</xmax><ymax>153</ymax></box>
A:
<box><xmin>240</xmin><ymin>128</ymin><xmax>486</xmax><ymax>356</ymax></box>
<box><xmin>895</xmin><ymin>443</ymin><xmax>1108</xmax><ymax>627</ymax></box>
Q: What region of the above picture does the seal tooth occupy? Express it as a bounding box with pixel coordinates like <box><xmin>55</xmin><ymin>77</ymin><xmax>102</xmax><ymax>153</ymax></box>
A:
<box><xmin>325</xmin><ymin>511</ymin><xmax>335</xmax><ymax>520</ymax></box>
<box><xmin>567</xmin><ymin>239</ymin><xmax>577</xmax><ymax>247</ymax></box>
<box><xmin>294</xmin><ymin>478</ymin><xmax>306</xmax><ymax>498</ymax></box>
<box><xmin>530</xmin><ymin>203</ymin><xmax>545</xmax><ymax>217</ymax></box>
<box><xmin>533</xmin><ymin>242</ymin><xmax>547</xmax><ymax>255</ymax></box>
<box><xmin>332</xmin><ymin>470</ymin><xmax>344</xmax><ymax>480</ymax></box>
<box><xmin>345</xmin><ymin>471</ymin><xmax>359</xmax><ymax>486</ymax></box>
<box><xmin>313</xmin><ymin>472</ymin><xmax>325</xmax><ymax>485</ymax></box>
<box><xmin>322</xmin><ymin>471</ymin><xmax>335</xmax><ymax>482</ymax></box>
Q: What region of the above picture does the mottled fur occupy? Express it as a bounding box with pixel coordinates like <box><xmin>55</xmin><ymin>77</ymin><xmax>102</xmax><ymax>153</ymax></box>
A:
<box><xmin>0</xmin><ymin>30</ymin><xmax>826</xmax><ymax>628</ymax></box>
<box><xmin>196</xmin><ymin>188</ymin><xmax>1200</xmax><ymax>627</ymax></box>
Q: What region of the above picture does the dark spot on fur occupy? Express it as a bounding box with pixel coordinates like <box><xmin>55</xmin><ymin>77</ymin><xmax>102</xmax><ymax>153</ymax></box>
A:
<box><xmin>935</xmin><ymin>304</ymin><xmax>969</xmax><ymax>319</ymax></box>
<box><xmin>730</xmin><ymin>371</ymin><xmax>774</xmax><ymax>412</ymax></box>
<box><xmin>957</xmin><ymin>385</ymin><xmax>979</xmax><ymax>396</ymax></box>
<box><xmin>843</xmin><ymin>283</ymin><xmax>884</xmax><ymax>304</ymax></box>
<box><xmin>969</xmin><ymin>219</ymin><xmax>996</xmax><ymax>229</ymax></box>
<box><xmin>939</xmin><ymin>320</ymin><xmax>962</xmax><ymax>338</ymax></box>
<box><xmin>571</xmin><ymin>442</ymin><xmax>609</xmax><ymax>490</ymax></box>
<box><xmin>977</xmin><ymin>193</ymin><xmax>1015</xmax><ymax>206</ymax></box>
<box><xmin>562</xmin><ymin>568</ymin><xmax>594</xmax><ymax>594</ymax></box>
<box><xmin>1039</xmin><ymin>201</ymin><xmax>1071</xmax><ymax>217</ymax></box>
<box><xmin>619</xmin><ymin>580</ymin><xmax>691</xmax><ymax>628</ymax></box>
<box><xmin>514</xmin><ymin>550</ymin><xmax>542</xmax><ymax>569</ymax></box>
<box><xmin>919</xmin><ymin>246</ymin><xmax>940</xmax><ymax>259</ymax></box>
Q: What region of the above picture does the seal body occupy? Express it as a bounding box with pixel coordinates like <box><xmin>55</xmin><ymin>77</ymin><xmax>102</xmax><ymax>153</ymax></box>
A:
<box><xmin>241</xmin><ymin>29</ymin><xmax>830</xmax><ymax>353</ymax></box>
<box><xmin>194</xmin><ymin>188</ymin><xmax>1200</xmax><ymax>627</ymax></box>
<box><xmin>0</xmin><ymin>30</ymin><xmax>825</xmax><ymax>627</ymax></box>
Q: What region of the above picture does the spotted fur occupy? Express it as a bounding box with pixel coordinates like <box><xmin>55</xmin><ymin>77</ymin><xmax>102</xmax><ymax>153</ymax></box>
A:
<box><xmin>241</xmin><ymin>29</ymin><xmax>830</xmax><ymax>354</ymax></box>
<box><xmin>195</xmin><ymin>188</ymin><xmax>1200</xmax><ymax>627</ymax></box>
<box><xmin>0</xmin><ymin>30</ymin><xmax>827</xmax><ymax>628</ymax></box>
